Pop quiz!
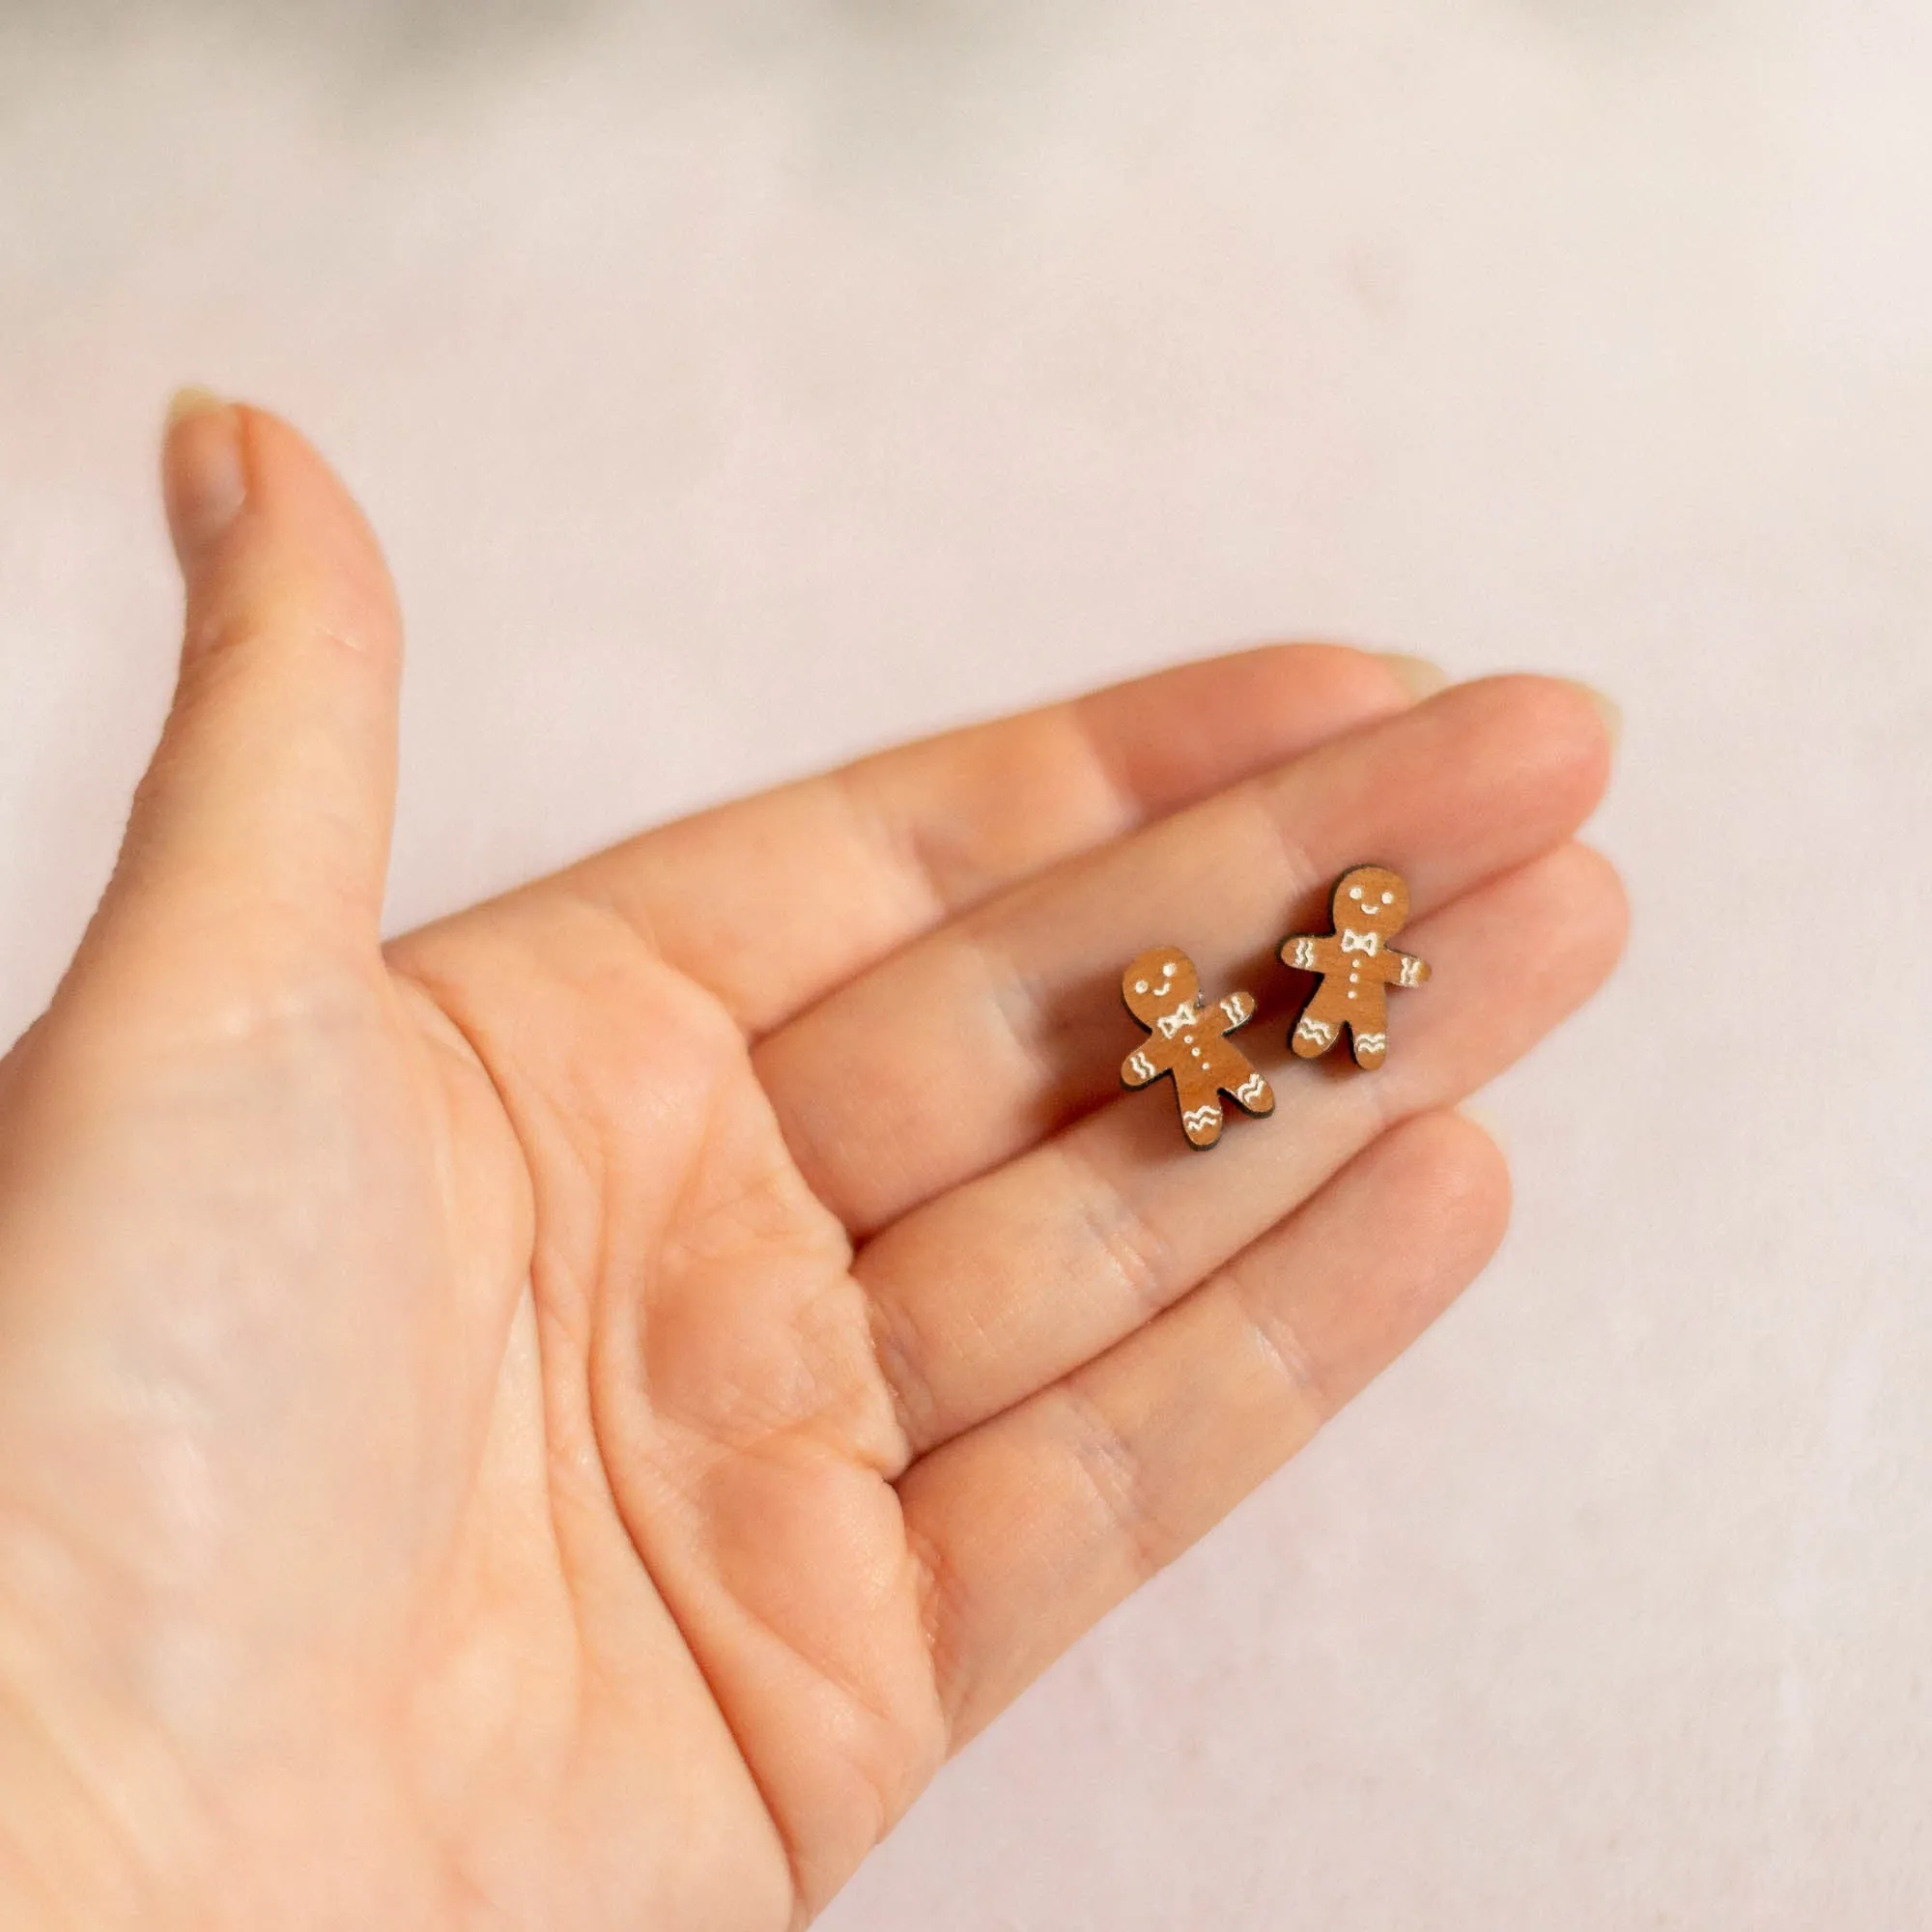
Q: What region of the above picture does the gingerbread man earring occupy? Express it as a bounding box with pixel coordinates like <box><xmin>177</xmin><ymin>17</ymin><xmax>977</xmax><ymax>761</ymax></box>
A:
<box><xmin>1119</xmin><ymin>948</ymin><xmax>1274</xmax><ymax>1149</ymax></box>
<box><xmin>1280</xmin><ymin>866</ymin><xmax>1429</xmax><ymax>1070</ymax></box>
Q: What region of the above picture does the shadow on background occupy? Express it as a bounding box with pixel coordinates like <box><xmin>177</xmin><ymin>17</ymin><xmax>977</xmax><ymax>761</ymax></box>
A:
<box><xmin>0</xmin><ymin>0</ymin><xmax>1029</xmax><ymax>76</ymax></box>
<box><xmin>0</xmin><ymin>0</ymin><xmax>619</xmax><ymax>85</ymax></box>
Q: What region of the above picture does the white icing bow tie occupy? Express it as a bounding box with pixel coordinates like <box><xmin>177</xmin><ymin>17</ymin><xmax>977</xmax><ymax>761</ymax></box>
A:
<box><xmin>1340</xmin><ymin>928</ymin><xmax>1381</xmax><ymax>956</ymax></box>
<box><xmin>1155</xmin><ymin>1001</ymin><xmax>1201</xmax><ymax>1037</ymax></box>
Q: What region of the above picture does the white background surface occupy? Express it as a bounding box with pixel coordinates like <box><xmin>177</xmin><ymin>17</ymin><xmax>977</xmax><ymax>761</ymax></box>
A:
<box><xmin>3</xmin><ymin>4</ymin><xmax>1930</xmax><ymax>1925</ymax></box>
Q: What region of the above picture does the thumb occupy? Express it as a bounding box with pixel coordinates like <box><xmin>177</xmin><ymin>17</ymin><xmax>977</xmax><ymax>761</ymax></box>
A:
<box><xmin>91</xmin><ymin>391</ymin><xmax>405</xmax><ymax>970</ymax></box>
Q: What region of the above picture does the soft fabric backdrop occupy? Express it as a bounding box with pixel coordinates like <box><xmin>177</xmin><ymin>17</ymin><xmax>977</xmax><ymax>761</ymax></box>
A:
<box><xmin>2</xmin><ymin>4</ymin><xmax>1926</xmax><ymax>1925</ymax></box>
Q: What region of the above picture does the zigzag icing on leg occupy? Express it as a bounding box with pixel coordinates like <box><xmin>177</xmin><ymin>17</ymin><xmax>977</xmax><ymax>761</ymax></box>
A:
<box><xmin>1234</xmin><ymin>1072</ymin><xmax>1271</xmax><ymax>1108</ymax></box>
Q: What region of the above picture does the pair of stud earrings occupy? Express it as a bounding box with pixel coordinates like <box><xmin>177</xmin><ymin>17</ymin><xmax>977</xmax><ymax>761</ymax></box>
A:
<box><xmin>1120</xmin><ymin>865</ymin><xmax>1431</xmax><ymax>1149</ymax></box>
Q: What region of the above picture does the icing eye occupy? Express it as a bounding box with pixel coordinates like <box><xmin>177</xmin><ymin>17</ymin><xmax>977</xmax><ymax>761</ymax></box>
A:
<box><xmin>1381</xmin><ymin>891</ymin><xmax>1395</xmax><ymax>905</ymax></box>
<box><xmin>1162</xmin><ymin>962</ymin><xmax>1178</xmax><ymax>976</ymax></box>
<box><xmin>1349</xmin><ymin>887</ymin><xmax>1363</xmax><ymax>900</ymax></box>
<box><xmin>1134</xmin><ymin>980</ymin><xmax>1149</xmax><ymax>994</ymax></box>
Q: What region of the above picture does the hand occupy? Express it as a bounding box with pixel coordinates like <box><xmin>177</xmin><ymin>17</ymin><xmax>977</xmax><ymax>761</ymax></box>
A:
<box><xmin>0</xmin><ymin>401</ymin><xmax>1623</xmax><ymax>1929</ymax></box>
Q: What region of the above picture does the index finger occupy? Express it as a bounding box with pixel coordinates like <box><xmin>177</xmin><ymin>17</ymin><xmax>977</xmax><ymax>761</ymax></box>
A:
<box><xmin>517</xmin><ymin>645</ymin><xmax>1433</xmax><ymax>1034</ymax></box>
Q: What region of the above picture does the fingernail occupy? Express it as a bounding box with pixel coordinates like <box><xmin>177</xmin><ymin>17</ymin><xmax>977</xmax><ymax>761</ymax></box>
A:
<box><xmin>161</xmin><ymin>386</ymin><xmax>245</xmax><ymax>566</ymax></box>
<box><xmin>1459</xmin><ymin>1105</ymin><xmax>1509</xmax><ymax>1157</ymax></box>
<box><xmin>1562</xmin><ymin>678</ymin><xmax>1622</xmax><ymax>752</ymax></box>
<box><xmin>1374</xmin><ymin>651</ymin><xmax>1450</xmax><ymax>702</ymax></box>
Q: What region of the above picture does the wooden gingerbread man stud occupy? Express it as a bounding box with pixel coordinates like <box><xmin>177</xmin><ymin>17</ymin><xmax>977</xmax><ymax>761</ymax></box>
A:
<box><xmin>1280</xmin><ymin>866</ymin><xmax>1430</xmax><ymax>1070</ymax></box>
<box><xmin>1120</xmin><ymin>948</ymin><xmax>1275</xmax><ymax>1149</ymax></box>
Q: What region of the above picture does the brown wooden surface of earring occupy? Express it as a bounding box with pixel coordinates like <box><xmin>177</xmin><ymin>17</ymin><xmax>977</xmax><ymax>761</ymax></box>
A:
<box><xmin>1119</xmin><ymin>947</ymin><xmax>1275</xmax><ymax>1149</ymax></box>
<box><xmin>1280</xmin><ymin>866</ymin><xmax>1430</xmax><ymax>1071</ymax></box>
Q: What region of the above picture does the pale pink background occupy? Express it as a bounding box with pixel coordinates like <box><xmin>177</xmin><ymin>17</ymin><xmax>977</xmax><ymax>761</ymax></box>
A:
<box><xmin>3</xmin><ymin>5</ymin><xmax>1929</xmax><ymax>1926</ymax></box>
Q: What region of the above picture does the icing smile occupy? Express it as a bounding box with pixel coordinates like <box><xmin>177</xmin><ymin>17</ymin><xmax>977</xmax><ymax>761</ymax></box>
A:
<box><xmin>1132</xmin><ymin>959</ymin><xmax>1182</xmax><ymax>1001</ymax></box>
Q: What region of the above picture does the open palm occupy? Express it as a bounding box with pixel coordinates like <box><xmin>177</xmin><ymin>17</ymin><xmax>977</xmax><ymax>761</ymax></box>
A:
<box><xmin>0</xmin><ymin>405</ymin><xmax>1622</xmax><ymax>1930</ymax></box>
